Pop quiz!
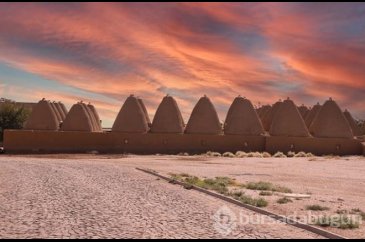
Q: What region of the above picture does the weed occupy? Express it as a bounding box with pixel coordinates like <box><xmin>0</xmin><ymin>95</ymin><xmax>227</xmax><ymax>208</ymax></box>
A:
<box><xmin>306</xmin><ymin>205</ymin><xmax>330</xmax><ymax>211</ymax></box>
<box><xmin>277</xmin><ymin>197</ymin><xmax>293</xmax><ymax>204</ymax></box>
<box><xmin>259</xmin><ymin>191</ymin><xmax>273</xmax><ymax>196</ymax></box>
<box><xmin>315</xmin><ymin>215</ymin><xmax>360</xmax><ymax>229</ymax></box>
<box><xmin>246</xmin><ymin>181</ymin><xmax>292</xmax><ymax>193</ymax></box>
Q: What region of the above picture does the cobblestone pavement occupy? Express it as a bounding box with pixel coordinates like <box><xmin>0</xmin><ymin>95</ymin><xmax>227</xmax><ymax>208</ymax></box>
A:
<box><xmin>0</xmin><ymin>157</ymin><xmax>323</xmax><ymax>238</ymax></box>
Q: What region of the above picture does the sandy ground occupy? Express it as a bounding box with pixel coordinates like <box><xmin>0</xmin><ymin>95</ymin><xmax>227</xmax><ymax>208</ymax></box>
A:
<box><xmin>0</xmin><ymin>155</ymin><xmax>325</xmax><ymax>239</ymax></box>
<box><xmin>1</xmin><ymin>154</ymin><xmax>365</xmax><ymax>238</ymax></box>
<box><xmin>126</xmin><ymin>154</ymin><xmax>365</xmax><ymax>239</ymax></box>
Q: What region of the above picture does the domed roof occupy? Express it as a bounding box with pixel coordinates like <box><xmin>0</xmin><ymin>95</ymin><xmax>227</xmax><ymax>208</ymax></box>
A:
<box><xmin>309</xmin><ymin>98</ymin><xmax>353</xmax><ymax>138</ymax></box>
<box><xmin>87</xmin><ymin>103</ymin><xmax>102</xmax><ymax>132</ymax></box>
<box><xmin>150</xmin><ymin>95</ymin><xmax>185</xmax><ymax>133</ymax></box>
<box><xmin>24</xmin><ymin>99</ymin><xmax>59</xmax><ymax>130</ymax></box>
<box><xmin>343</xmin><ymin>109</ymin><xmax>362</xmax><ymax>137</ymax></box>
<box><xmin>61</xmin><ymin>102</ymin><xmax>94</xmax><ymax>132</ymax></box>
<box><xmin>262</xmin><ymin>100</ymin><xmax>282</xmax><ymax>131</ymax></box>
<box><xmin>185</xmin><ymin>96</ymin><xmax>222</xmax><ymax>134</ymax></box>
<box><xmin>298</xmin><ymin>105</ymin><xmax>309</xmax><ymax>118</ymax></box>
<box><xmin>54</xmin><ymin>102</ymin><xmax>66</xmax><ymax>121</ymax></box>
<box><xmin>269</xmin><ymin>98</ymin><xmax>310</xmax><ymax>137</ymax></box>
<box><xmin>50</xmin><ymin>102</ymin><xmax>62</xmax><ymax>123</ymax></box>
<box><xmin>112</xmin><ymin>95</ymin><xmax>149</xmax><ymax>133</ymax></box>
<box><xmin>304</xmin><ymin>103</ymin><xmax>321</xmax><ymax>127</ymax></box>
<box><xmin>138</xmin><ymin>97</ymin><xmax>151</xmax><ymax>126</ymax></box>
<box><xmin>224</xmin><ymin>96</ymin><xmax>264</xmax><ymax>135</ymax></box>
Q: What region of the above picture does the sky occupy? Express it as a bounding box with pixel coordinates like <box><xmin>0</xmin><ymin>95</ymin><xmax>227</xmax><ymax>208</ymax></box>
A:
<box><xmin>0</xmin><ymin>2</ymin><xmax>364</xmax><ymax>127</ymax></box>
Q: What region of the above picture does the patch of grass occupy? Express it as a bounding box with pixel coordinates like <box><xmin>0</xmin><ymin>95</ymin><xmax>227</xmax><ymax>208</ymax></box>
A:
<box><xmin>235</xmin><ymin>194</ymin><xmax>268</xmax><ymax>207</ymax></box>
<box><xmin>351</xmin><ymin>208</ymin><xmax>365</xmax><ymax>221</ymax></box>
<box><xmin>168</xmin><ymin>173</ymin><xmax>268</xmax><ymax>207</ymax></box>
<box><xmin>306</xmin><ymin>205</ymin><xmax>330</xmax><ymax>211</ymax></box>
<box><xmin>230</xmin><ymin>190</ymin><xmax>244</xmax><ymax>198</ymax></box>
<box><xmin>315</xmin><ymin>215</ymin><xmax>360</xmax><ymax>229</ymax></box>
<box><xmin>170</xmin><ymin>173</ymin><xmax>240</xmax><ymax>195</ymax></box>
<box><xmin>169</xmin><ymin>173</ymin><xmax>183</xmax><ymax>180</ymax></box>
<box><xmin>277</xmin><ymin>197</ymin><xmax>293</xmax><ymax>204</ymax></box>
<box><xmin>351</xmin><ymin>208</ymin><xmax>361</xmax><ymax>213</ymax></box>
<box><xmin>336</xmin><ymin>209</ymin><xmax>348</xmax><ymax>215</ymax></box>
<box><xmin>246</xmin><ymin>181</ymin><xmax>292</xmax><ymax>193</ymax></box>
<box><xmin>259</xmin><ymin>191</ymin><xmax>273</xmax><ymax>196</ymax></box>
<box><xmin>246</xmin><ymin>181</ymin><xmax>272</xmax><ymax>191</ymax></box>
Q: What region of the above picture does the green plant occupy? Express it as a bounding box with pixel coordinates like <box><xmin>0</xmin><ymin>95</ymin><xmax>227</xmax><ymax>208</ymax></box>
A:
<box><xmin>350</xmin><ymin>208</ymin><xmax>365</xmax><ymax>221</ymax></box>
<box><xmin>306</xmin><ymin>205</ymin><xmax>330</xmax><ymax>211</ymax></box>
<box><xmin>259</xmin><ymin>191</ymin><xmax>273</xmax><ymax>196</ymax></box>
<box><xmin>168</xmin><ymin>173</ymin><xmax>267</xmax><ymax>207</ymax></box>
<box><xmin>277</xmin><ymin>197</ymin><xmax>293</xmax><ymax>204</ymax></box>
<box><xmin>0</xmin><ymin>103</ymin><xmax>30</xmax><ymax>141</ymax></box>
<box><xmin>315</xmin><ymin>215</ymin><xmax>360</xmax><ymax>229</ymax></box>
<box><xmin>230</xmin><ymin>190</ymin><xmax>244</xmax><ymax>198</ymax></box>
<box><xmin>246</xmin><ymin>181</ymin><xmax>292</xmax><ymax>193</ymax></box>
<box><xmin>170</xmin><ymin>174</ymin><xmax>238</xmax><ymax>195</ymax></box>
<box><xmin>236</xmin><ymin>194</ymin><xmax>268</xmax><ymax>207</ymax></box>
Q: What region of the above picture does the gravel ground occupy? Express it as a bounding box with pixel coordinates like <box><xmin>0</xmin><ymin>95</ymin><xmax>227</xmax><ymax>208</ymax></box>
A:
<box><xmin>0</xmin><ymin>156</ymin><xmax>322</xmax><ymax>239</ymax></box>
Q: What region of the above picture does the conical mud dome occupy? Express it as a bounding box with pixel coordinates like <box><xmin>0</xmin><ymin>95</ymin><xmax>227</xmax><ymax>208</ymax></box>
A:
<box><xmin>138</xmin><ymin>98</ymin><xmax>151</xmax><ymax>126</ymax></box>
<box><xmin>262</xmin><ymin>101</ymin><xmax>282</xmax><ymax>131</ymax></box>
<box><xmin>150</xmin><ymin>95</ymin><xmax>185</xmax><ymax>133</ymax></box>
<box><xmin>185</xmin><ymin>96</ymin><xmax>222</xmax><ymax>134</ymax></box>
<box><xmin>50</xmin><ymin>102</ymin><xmax>62</xmax><ymax>123</ymax></box>
<box><xmin>298</xmin><ymin>105</ymin><xmax>309</xmax><ymax>118</ymax></box>
<box><xmin>305</xmin><ymin>103</ymin><xmax>321</xmax><ymax>127</ymax></box>
<box><xmin>88</xmin><ymin>103</ymin><xmax>102</xmax><ymax>132</ymax></box>
<box><xmin>61</xmin><ymin>102</ymin><xmax>94</xmax><ymax>132</ymax></box>
<box><xmin>79</xmin><ymin>102</ymin><xmax>100</xmax><ymax>132</ymax></box>
<box><xmin>270</xmin><ymin>98</ymin><xmax>310</xmax><ymax>137</ymax></box>
<box><xmin>24</xmin><ymin>99</ymin><xmax>59</xmax><ymax>130</ymax></box>
<box><xmin>224</xmin><ymin>96</ymin><xmax>264</xmax><ymax>135</ymax></box>
<box><xmin>59</xmin><ymin>103</ymin><xmax>68</xmax><ymax>117</ymax></box>
<box><xmin>54</xmin><ymin>102</ymin><xmax>66</xmax><ymax>121</ymax></box>
<box><xmin>309</xmin><ymin>98</ymin><xmax>353</xmax><ymax>138</ymax></box>
<box><xmin>258</xmin><ymin>105</ymin><xmax>271</xmax><ymax>120</ymax></box>
<box><xmin>112</xmin><ymin>95</ymin><xmax>149</xmax><ymax>133</ymax></box>
<box><xmin>343</xmin><ymin>110</ymin><xmax>362</xmax><ymax>136</ymax></box>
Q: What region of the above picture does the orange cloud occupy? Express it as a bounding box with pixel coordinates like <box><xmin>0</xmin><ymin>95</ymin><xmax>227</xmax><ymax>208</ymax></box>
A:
<box><xmin>0</xmin><ymin>3</ymin><xmax>364</xmax><ymax>120</ymax></box>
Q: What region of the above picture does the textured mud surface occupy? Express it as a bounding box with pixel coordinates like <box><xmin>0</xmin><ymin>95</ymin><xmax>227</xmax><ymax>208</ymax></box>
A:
<box><xmin>0</xmin><ymin>156</ymin><xmax>322</xmax><ymax>239</ymax></box>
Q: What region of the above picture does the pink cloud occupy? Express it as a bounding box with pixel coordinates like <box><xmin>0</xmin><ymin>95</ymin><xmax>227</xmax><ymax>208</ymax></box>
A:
<box><xmin>0</xmin><ymin>2</ymin><xmax>364</xmax><ymax>120</ymax></box>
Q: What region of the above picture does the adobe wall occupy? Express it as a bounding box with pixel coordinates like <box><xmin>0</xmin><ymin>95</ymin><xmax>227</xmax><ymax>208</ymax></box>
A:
<box><xmin>5</xmin><ymin>130</ymin><xmax>363</xmax><ymax>156</ymax></box>
<box><xmin>3</xmin><ymin>130</ymin><xmax>266</xmax><ymax>154</ymax></box>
